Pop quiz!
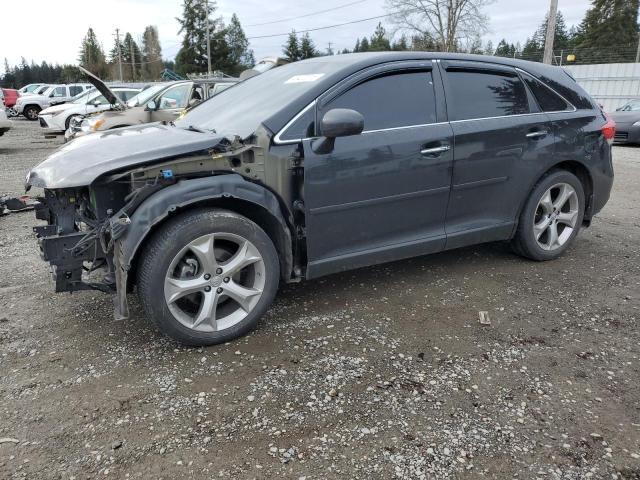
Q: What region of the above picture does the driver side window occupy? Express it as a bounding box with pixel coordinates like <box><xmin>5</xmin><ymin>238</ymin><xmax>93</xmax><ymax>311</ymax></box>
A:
<box><xmin>158</xmin><ymin>84</ymin><xmax>191</xmax><ymax>110</ymax></box>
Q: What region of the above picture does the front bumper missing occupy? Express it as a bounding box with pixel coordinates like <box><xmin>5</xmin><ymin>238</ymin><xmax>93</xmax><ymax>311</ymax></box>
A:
<box><xmin>33</xmin><ymin>198</ymin><xmax>114</xmax><ymax>294</ymax></box>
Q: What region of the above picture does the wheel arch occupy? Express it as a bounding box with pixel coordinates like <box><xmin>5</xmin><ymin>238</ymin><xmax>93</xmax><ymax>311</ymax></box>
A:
<box><xmin>118</xmin><ymin>175</ymin><xmax>295</xmax><ymax>288</ymax></box>
<box><xmin>515</xmin><ymin>159</ymin><xmax>594</xmax><ymax>234</ymax></box>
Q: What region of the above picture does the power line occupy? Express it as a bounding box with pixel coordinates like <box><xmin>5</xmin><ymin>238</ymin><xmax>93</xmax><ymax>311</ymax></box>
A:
<box><xmin>246</xmin><ymin>11</ymin><xmax>398</xmax><ymax>40</ymax></box>
<box><xmin>245</xmin><ymin>0</ymin><xmax>368</xmax><ymax>27</ymax></box>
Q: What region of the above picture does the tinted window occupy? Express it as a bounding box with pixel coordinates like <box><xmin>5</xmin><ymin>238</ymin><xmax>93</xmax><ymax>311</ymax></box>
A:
<box><xmin>446</xmin><ymin>70</ymin><xmax>529</xmax><ymax>120</ymax></box>
<box><xmin>522</xmin><ymin>75</ymin><xmax>571</xmax><ymax>112</ymax></box>
<box><xmin>323</xmin><ymin>71</ymin><xmax>437</xmax><ymax>131</ymax></box>
<box><xmin>279</xmin><ymin>107</ymin><xmax>315</xmax><ymax>141</ymax></box>
<box><xmin>69</xmin><ymin>86</ymin><xmax>83</xmax><ymax>96</ymax></box>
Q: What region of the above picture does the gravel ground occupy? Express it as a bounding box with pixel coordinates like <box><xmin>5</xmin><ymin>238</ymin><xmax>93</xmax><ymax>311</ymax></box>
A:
<box><xmin>0</xmin><ymin>119</ymin><xmax>639</xmax><ymax>479</ymax></box>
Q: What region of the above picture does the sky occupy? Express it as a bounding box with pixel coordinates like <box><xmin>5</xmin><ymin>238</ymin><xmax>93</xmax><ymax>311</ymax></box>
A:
<box><xmin>0</xmin><ymin>0</ymin><xmax>592</xmax><ymax>74</ymax></box>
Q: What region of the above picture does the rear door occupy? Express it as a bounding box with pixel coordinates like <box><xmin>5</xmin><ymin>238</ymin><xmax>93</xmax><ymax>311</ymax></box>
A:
<box><xmin>302</xmin><ymin>61</ymin><xmax>454</xmax><ymax>278</ymax></box>
<box><xmin>440</xmin><ymin>61</ymin><xmax>554</xmax><ymax>248</ymax></box>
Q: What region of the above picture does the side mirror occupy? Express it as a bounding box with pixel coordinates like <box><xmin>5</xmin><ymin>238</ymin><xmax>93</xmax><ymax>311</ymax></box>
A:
<box><xmin>92</xmin><ymin>100</ymin><xmax>102</xmax><ymax>107</ymax></box>
<box><xmin>312</xmin><ymin>108</ymin><xmax>364</xmax><ymax>154</ymax></box>
<box><xmin>146</xmin><ymin>100</ymin><xmax>157</xmax><ymax>111</ymax></box>
<box><xmin>188</xmin><ymin>98</ymin><xmax>201</xmax><ymax>107</ymax></box>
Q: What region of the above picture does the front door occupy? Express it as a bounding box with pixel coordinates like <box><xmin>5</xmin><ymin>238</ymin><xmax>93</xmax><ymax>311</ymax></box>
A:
<box><xmin>151</xmin><ymin>83</ymin><xmax>193</xmax><ymax>122</ymax></box>
<box><xmin>440</xmin><ymin>61</ymin><xmax>555</xmax><ymax>248</ymax></box>
<box><xmin>303</xmin><ymin>65</ymin><xmax>454</xmax><ymax>278</ymax></box>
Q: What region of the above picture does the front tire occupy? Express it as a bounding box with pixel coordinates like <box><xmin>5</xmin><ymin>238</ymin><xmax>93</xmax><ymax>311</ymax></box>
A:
<box><xmin>512</xmin><ymin>170</ymin><xmax>585</xmax><ymax>261</ymax></box>
<box><xmin>136</xmin><ymin>208</ymin><xmax>280</xmax><ymax>346</ymax></box>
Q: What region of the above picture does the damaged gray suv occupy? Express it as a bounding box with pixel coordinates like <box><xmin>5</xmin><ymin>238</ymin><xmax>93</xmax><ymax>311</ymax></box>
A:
<box><xmin>26</xmin><ymin>52</ymin><xmax>615</xmax><ymax>346</ymax></box>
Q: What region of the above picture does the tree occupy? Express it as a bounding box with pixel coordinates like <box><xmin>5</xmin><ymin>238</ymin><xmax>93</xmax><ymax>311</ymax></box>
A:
<box><xmin>484</xmin><ymin>40</ymin><xmax>494</xmax><ymax>56</ymax></box>
<box><xmin>141</xmin><ymin>26</ymin><xmax>164</xmax><ymax>80</ymax></box>
<box><xmin>359</xmin><ymin>37</ymin><xmax>370</xmax><ymax>52</ymax></box>
<box><xmin>494</xmin><ymin>39</ymin><xmax>516</xmax><ymax>57</ymax></box>
<box><xmin>300</xmin><ymin>33</ymin><xmax>318</xmax><ymax>59</ymax></box>
<box><xmin>573</xmin><ymin>0</ymin><xmax>639</xmax><ymax>63</ymax></box>
<box><xmin>78</xmin><ymin>28</ymin><xmax>108</xmax><ymax>78</ymax></box>
<box><xmin>175</xmin><ymin>0</ymin><xmax>225</xmax><ymax>76</ymax></box>
<box><xmin>353</xmin><ymin>38</ymin><xmax>361</xmax><ymax>52</ymax></box>
<box><xmin>386</xmin><ymin>0</ymin><xmax>495</xmax><ymax>52</ymax></box>
<box><xmin>392</xmin><ymin>35</ymin><xmax>409</xmax><ymax>51</ymax></box>
<box><xmin>283</xmin><ymin>30</ymin><xmax>301</xmax><ymax>61</ymax></box>
<box><xmin>465</xmin><ymin>34</ymin><xmax>484</xmax><ymax>54</ymax></box>
<box><xmin>226</xmin><ymin>14</ymin><xmax>254</xmax><ymax>74</ymax></box>
<box><xmin>122</xmin><ymin>32</ymin><xmax>142</xmax><ymax>81</ymax></box>
<box><xmin>370</xmin><ymin>22</ymin><xmax>391</xmax><ymax>51</ymax></box>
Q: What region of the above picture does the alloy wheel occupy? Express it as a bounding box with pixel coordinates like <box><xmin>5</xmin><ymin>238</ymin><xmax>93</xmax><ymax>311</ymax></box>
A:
<box><xmin>533</xmin><ymin>182</ymin><xmax>579</xmax><ymax>251</ymax></box>
<box><xmin>164</xmin><ymin>233</ymin><xmax>265</xmax><ymax>333</ymax></box>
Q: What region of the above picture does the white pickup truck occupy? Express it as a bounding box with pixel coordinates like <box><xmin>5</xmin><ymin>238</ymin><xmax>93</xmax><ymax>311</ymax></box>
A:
<box><xmin>14</xmin><ymin>84</ymin><xmax>93</xmax><ymax>120</ymax></box>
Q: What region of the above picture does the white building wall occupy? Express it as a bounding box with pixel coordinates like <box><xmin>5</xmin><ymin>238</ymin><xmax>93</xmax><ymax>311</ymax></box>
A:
<box><xmin>563</xmin><ymin>63</ymin><xmax>640</xmax><ymax>112</ymax></box>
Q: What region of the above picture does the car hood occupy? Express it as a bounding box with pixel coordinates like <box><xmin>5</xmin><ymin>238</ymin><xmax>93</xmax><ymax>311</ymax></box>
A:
<box><xmin>26</xmin><ymin>123</ymin><xmax>226</xmax><ymax>189</ymax></box>
<box><xmin>609</xmin><ymin>111</ymin><xmax>640</xmax><ymax>126</ymax></box>
<box><xmin>80</xmin><ymin>66</ymin><xmax>122</xmax><ymax>107</ymax></box>
<box><xmin>40</xmin><ymin>103</ymin><xmax>74</xmax><ymax>115</ymax></box>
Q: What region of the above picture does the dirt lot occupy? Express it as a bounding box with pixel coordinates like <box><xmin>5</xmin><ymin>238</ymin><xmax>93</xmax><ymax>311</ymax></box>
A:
<box><xmin>0</xmin><ymin>119</ymin><xmax>639</xmax><ymax>480</ymax></box>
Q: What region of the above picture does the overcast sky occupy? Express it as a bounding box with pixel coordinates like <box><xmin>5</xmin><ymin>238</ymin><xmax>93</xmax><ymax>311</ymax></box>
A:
<box><xmin>0</xmin><ymin>0</ymin><xmax>592</xmax><ymax>74</ymax></box>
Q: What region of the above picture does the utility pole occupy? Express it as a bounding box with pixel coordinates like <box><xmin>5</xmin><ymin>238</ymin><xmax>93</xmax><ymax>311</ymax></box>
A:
<box><xmin>204</xmin><ymin>0</ymin><xmax>212</xmax><ymax>76</ymax></box>
<box><xmin>543</xmin><ymin>0</ymin><xmax>558</xmax><ymax>65</ymax></box>
<box><xmin>635</xmin><ymin>35</ymin><xmax>640</xmax><ymax>63</ymax></box>
<box><xmin>130</xmin><ymin>41</ymin><xmax>136</xmax><ymax>81</ymax></box>
<box><xmin>114</xmin><ymin>28</ymin><xmax>123</xmax><ymax>82</ymax></box>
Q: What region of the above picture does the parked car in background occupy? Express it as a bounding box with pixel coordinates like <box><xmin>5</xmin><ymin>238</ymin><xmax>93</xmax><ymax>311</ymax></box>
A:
<box><xmin>70</xmin><ymin>75</ymin><xmax>237</xmax><ymax>139</ymax></box>
<box><xmin>1</xmin><ymin>88</ymin><xmax>19</xmax><ymax>109</ymax></box>
<box><xmin>0</xmin><ymin>105</ymin><xmax>11</xmax><ymax>136</ymax></box>
<box><xmin>610</xmin><ymin>99</ymin><xmax>640</xmax><ymax>144</ymax></box>
<box><xmin>18</xmin><ymin>83</ymin><xmax>47</xmax><ymax>95</ymax></box>
<box><xmin>14</xmin><ymin>84</ymin><xmax>92</xmax><ymax>120</ymax></box>
<box><xmin>39</xmin><ymin>86</ymin><xmax>142</xmax><ymax>132</ymax></box>
<box><xmin>26</xmin><ymin>52</ymin><xmax>614</xmax><ymax>346</ymax></box>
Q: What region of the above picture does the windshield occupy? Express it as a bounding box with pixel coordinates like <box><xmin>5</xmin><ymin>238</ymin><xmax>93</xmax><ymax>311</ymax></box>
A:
<box><xmin>176</xmin><ymin>62</ymin><xmax>338</xmax><ymax>138</ymax></box>
<box><xmin>127</xmin><ymin>84</ymin><xmax>167</xmax><ymax>107</ymax></box>
<box><xmin>71</xmin><ymin>89</ymin><xmax>97</xmax><ymax>104</ymax></box>
<box><xmin>35</xmin><ymin>85</ymin><xmax>50</xmax><ymax>95</ymax></box>
<box><xmin>621</xmin><ymin>100</ymin><xmax>640</xmax><ymax>111</ymax></box>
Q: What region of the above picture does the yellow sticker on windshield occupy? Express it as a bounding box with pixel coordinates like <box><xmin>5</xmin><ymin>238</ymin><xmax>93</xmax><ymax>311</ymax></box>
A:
<box><xmin>285</xmin><ymin>74</ymin><xmax>325</xmax><ymax>84</ymax></box>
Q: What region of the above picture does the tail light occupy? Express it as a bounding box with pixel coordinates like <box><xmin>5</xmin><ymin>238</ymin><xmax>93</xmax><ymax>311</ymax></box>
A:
<box><xmin>602</xmin><ymin>114</ymin><xmax>616</xmax><ymax>145</ymax></box>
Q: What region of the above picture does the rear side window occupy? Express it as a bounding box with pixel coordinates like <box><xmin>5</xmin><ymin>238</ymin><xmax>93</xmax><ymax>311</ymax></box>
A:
<box><xmin>323</xmin><ymin>71</ymin><xmax>437</xmax><ymax>131</ymax></box>
<box><xmin>522</xmin><ymin>75</ymin><xmax>571</xmax><ymax>112</ymax></box>
<box><xmin>446</xmin><ymin>70</ymin><xmax>529</xmax><ymax>120</ymax></box>
<box><xmin>69</xmin><ymin>86</ymin><xmax>83</xmax><ymax>96</ymax></box>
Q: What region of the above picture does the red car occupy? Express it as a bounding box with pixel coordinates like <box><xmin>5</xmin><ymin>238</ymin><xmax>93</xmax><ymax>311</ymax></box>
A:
<box><xmin>1</xmin><ymin>88</ymin><xmax>19</xmax><ymax>108</ymax></box>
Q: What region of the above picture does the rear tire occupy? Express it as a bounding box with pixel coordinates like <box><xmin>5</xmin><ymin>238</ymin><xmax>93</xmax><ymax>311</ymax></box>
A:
<box><xmin>136</xmin><ymin>208</ymin><xmax>280</xmax><ymax>346</ymax></box>
<box><xmin>512</xmin><ymin>170</ymin><xmax>585</xmax><ymax>261</ymax></box>
<box><xmin>23</xmin><ymin>105</ymin><xmax>40</xmax><ymax>120</ymax></box>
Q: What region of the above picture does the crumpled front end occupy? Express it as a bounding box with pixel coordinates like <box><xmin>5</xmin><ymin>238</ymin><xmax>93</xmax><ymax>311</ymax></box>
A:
<box><xmin>33</xmin><ymin>188</ymin><xmax>115</xmax><ymax>295</ymax></box>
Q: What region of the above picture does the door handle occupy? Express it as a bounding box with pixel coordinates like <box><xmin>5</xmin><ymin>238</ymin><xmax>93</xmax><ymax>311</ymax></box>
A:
<box><xmin>526</xmin><ymin>130</ymin><xmax>548</xmax><ymax>139</ymax></box>
<box><xmin>420</xmin><ymin>145</ymin><xmax>451</xmax><ymax>156</ymax></box>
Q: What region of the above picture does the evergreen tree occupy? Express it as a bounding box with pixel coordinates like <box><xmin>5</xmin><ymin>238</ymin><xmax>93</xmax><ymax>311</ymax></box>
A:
<box><xmin>78</xmin><ymin>28</ymin><xmax>108</xmax><ymax>78</ymax></box>
<box><xmin>121</xmin><ymin>33</ymin><xmax>142</xmax><ymax>81</ymax></box>
<box><xmin>573</xmin><ymin>0</ymin><xmax>639</xmax><ymax>63</ymax></box>
<box><xmin>141</xmin><ymin>26</ymin><xmax>163</xmax><ymax>80</ymax></box>
<box><xmin>484</xmin><ymin>40</ymin><xmax>494</xmax><ymax>56</ymax></box>
<box><xmin>392</xmin><ymin>35</ymin><xmax>409</xmax><ymax>51</ymax></box>
<box><xmin>411</xmin><ymin>33</ymin><xmax>438</xmax><ymax>51</ymax></box>
<box><xmin>175</xmin><ymin>0</ymin><xmax>226</xmax><ymax>76</ymax></box>
<box><xmin>226</xmin><ymin>14</ymin><xmax>254</xmax><ymax>74</ymax></box>
<box><xmin>353</xmin><ymin>38</ymin><xmax>361</xmax><ymax>53</ymax></box>
<box><xmin>283</xmin><ymin>30</ymin><xmax>301</xmax><ymax>61</ymax></box>
<box><xmin>359</xmin><ymin>37</ymin><xmax>370</xmax><ymax>52</ymax></box>
<box><xmin>300</xmin><ymin>33</ymin><xmax>318</xmax><ymax>59</ymax></box>
<box><xmin>370</xmin><ymin>22</ymin><xmax>391</xmax><ymax>51</ymax></box>
<box><xmin>494</xmin><ymin>39</ymin><xmax>517</xmax><ymax>57</ymax></box>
